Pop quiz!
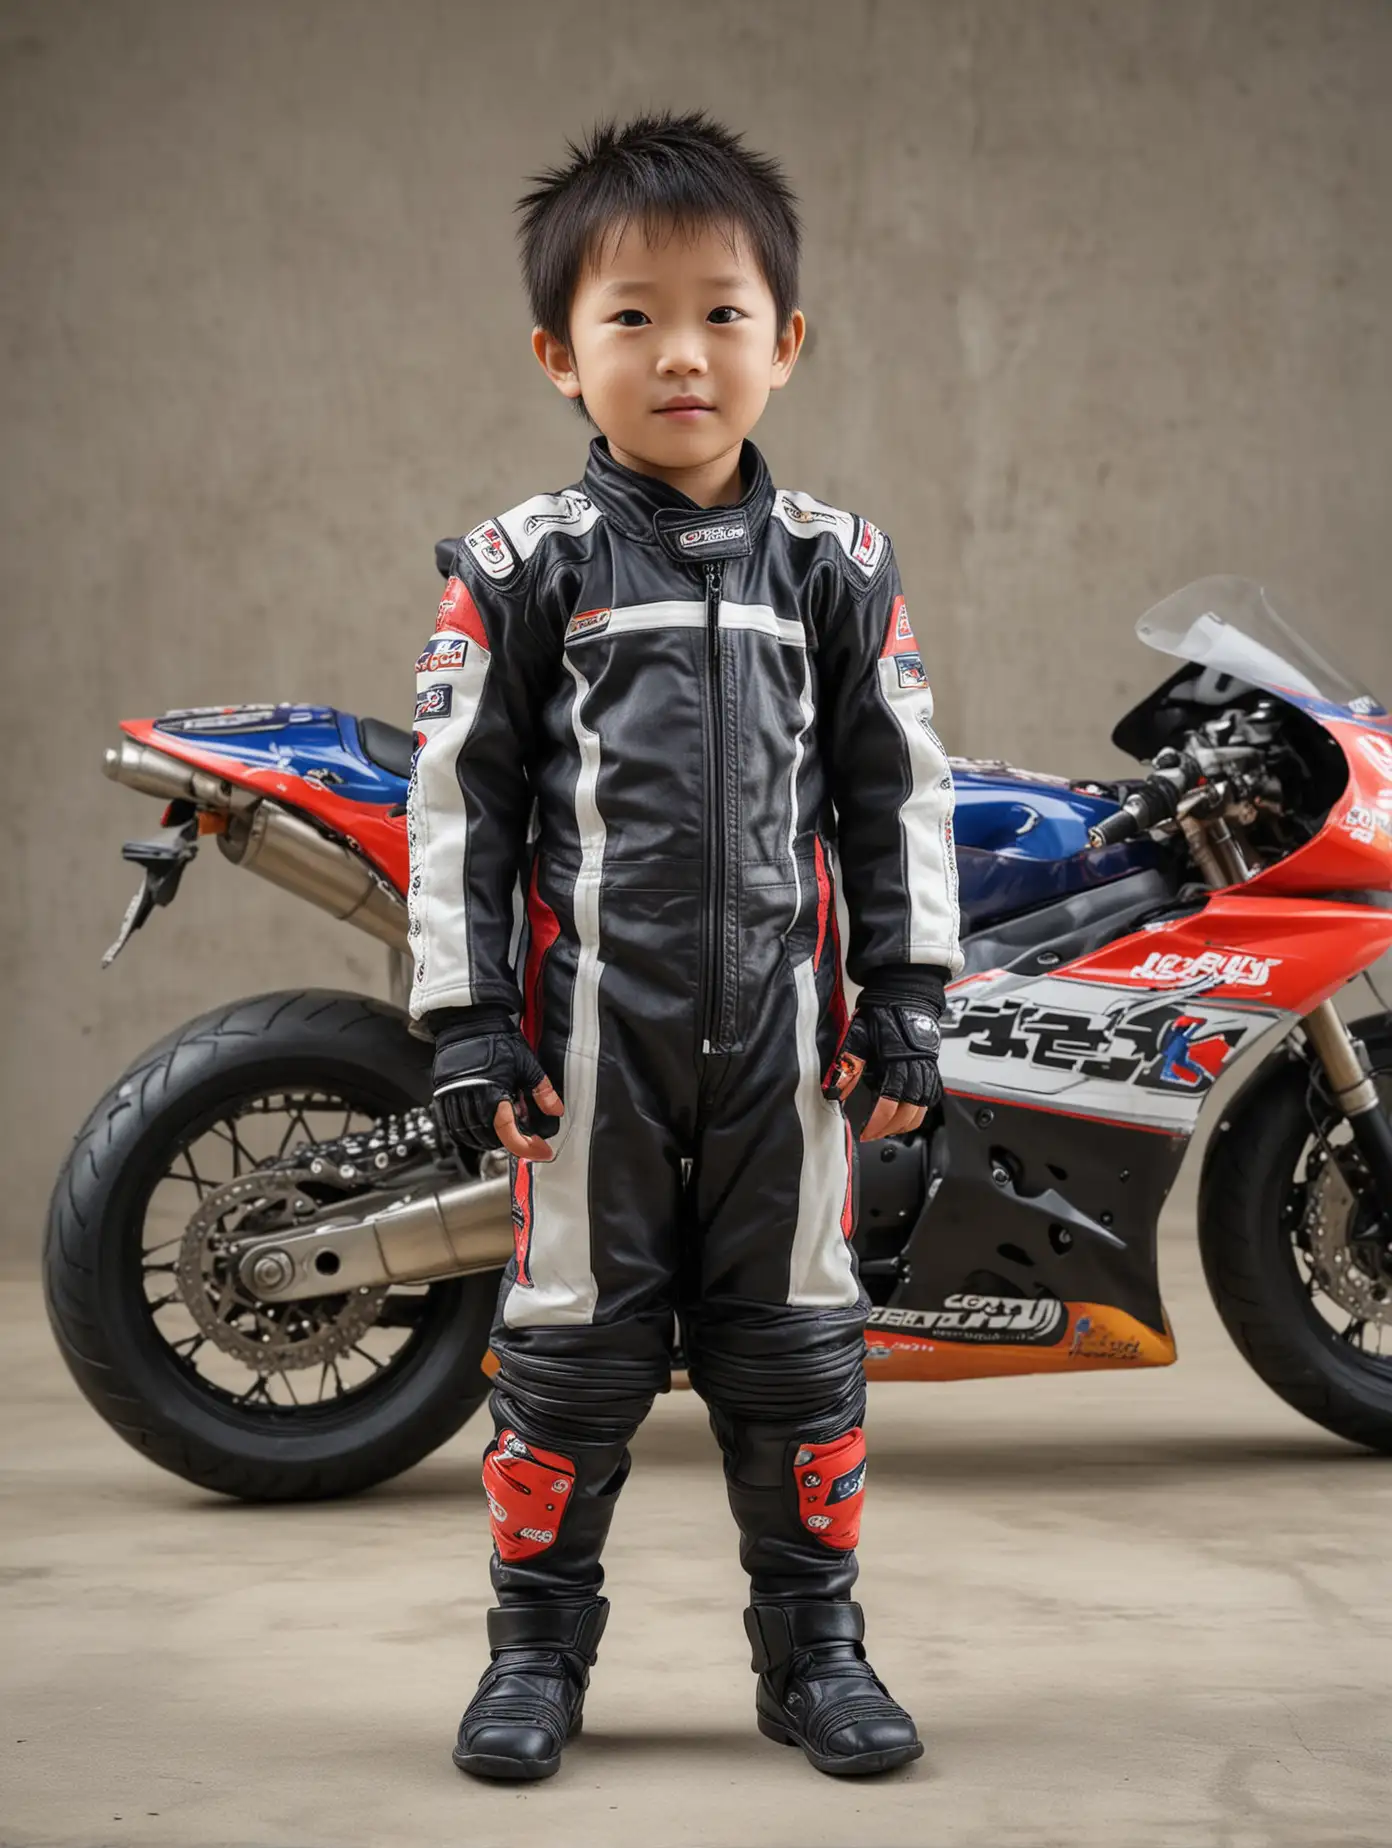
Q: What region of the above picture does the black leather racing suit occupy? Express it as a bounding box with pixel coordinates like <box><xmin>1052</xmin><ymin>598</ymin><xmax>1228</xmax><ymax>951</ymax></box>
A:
<box><xmin>407</xmin><ymin>436</ymin><xmax>961</xmax><ymax>1606</ymax></box>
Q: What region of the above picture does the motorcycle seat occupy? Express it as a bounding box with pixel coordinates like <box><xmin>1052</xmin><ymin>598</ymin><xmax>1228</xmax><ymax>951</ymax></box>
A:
<box><xmin>358</xmin><ymin>717</ymin><xmax>414</xmax><ymax>782</ymax></box>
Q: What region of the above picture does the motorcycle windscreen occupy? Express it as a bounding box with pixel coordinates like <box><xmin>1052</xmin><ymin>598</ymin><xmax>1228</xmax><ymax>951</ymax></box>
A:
<box><xmin>1135</xmin><ymin>576</ymin><xmax>1388</xmax><ymax>720</ymax></box>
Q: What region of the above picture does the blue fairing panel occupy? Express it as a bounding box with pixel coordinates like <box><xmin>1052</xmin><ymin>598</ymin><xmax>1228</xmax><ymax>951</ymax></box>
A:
<box><xmin>151</xmin><ymin>704</ymin><xmax>407</xmax><ymax>804</ymax></box>
<box><xmin>950</xmin><ymin>762</ymin><xmax>1160</xmax><ymax>929</ymax></box>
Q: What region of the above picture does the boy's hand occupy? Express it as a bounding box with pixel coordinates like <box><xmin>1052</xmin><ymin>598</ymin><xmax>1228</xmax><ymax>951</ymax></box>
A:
<box><xmin>430</xmin><ymin>1007</ymin><xmax>564</xmax><ymax>1162</ymax></box>
<box><xmin>823</xmin><ymin>1003</ymin><xmax>942</xmax><ymax>1142</ymax></box>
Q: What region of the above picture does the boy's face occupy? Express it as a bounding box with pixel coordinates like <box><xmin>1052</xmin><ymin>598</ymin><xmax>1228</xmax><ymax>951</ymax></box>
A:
<box><xmin>533</xmin><ymin>219</ymin><xmax>804</xmax><ymax>498</ymax></box>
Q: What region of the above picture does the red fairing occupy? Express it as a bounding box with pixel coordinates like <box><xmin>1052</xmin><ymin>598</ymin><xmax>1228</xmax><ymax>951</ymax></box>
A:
<box><xmin>482</xmin><ymin>1430</ymin><xmax>575</xmax><ymax>1561</ymax></box>
<box><xmin>120</xmin><ymin>719</ymin><xmax>410</xmax><ymax>894</ymax></box>
<box><xmin>1242</xmin><ymin>718</ymin><xmax>1392</xmax><ymax>900</ymax></box>
<box><xmin>436</xmin><ymin>576</ymin><xmax>491</xmax><ymax>651</ymax></box>
<box><xmin>1067</xmin><ymin>893</ymin><xmax>1392</xmax><ymax>1019</ymax></box>
<box><xmin>794</xmin><ymin>1428</ymin><xmax>866</xmax><ymax>1551</ymax></box>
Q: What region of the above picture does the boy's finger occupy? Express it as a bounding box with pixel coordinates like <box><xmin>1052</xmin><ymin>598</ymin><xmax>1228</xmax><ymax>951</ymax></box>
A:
<box><xmin>860</xmin><ymin>1096</ymin><xmax>927</xmax><ymax>1142</ymax></box>
<box><xmin>860</xmin><ymin>1095</ymin><xmax>899</xmax><ymax>1141</ymax></box>
<box><xmin>494</xmin><ymin>1097</ymin><xmax>554</xmax><ymax>1162</ymax></box>
<box><xmin>533</xmin><ymin>1076</ymin><xmax>565</xmax><ymax>1114</ymax></box>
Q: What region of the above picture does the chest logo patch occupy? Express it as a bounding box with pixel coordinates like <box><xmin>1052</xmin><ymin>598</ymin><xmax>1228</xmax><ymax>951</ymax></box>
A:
<box><xmin>565</xmin><ymin>606</ymin><xmax>611</xmax><ymax>643</ymax></box>
<box><xmin>678</xmin><ymin>520</ymin><xmax>747</xmax><ymax>551</ymax></box>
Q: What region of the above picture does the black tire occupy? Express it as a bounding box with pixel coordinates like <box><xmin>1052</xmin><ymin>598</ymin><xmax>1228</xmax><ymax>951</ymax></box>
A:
<box><xmin>43</xmin><ymin>989</ymin><xmax>499</xmax><ymax>1500</ymax></box>
<box><xmin>1199</xmin><ymin>1010</ymin><xmax>1392</xmax><ymax>1453</ymax></box>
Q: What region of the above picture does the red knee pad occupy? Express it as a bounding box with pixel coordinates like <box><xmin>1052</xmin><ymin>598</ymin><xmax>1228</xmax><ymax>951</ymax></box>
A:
<box><xmin>793</xmin><ymin>1428</ymin><xmax>866</xmax><ymax>1551</ymax></box>
<box><xmin>482</xmin><ymin>1430</ymin><xmax>576</xmax><ymax>1561</ymax></box>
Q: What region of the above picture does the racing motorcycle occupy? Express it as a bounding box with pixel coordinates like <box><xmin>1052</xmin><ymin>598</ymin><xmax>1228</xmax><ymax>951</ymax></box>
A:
<box><xmin>43</xmin><ymin>577</ymin><xmax>1392</xmax><ymax>1500</ymax></box>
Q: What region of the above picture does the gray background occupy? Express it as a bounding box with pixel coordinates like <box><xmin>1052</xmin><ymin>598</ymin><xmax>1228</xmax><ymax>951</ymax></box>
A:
<box><xmin>3</xmin><ymin>0</ymin><xmax>1390</xmax><ymax>1266</ymax></box>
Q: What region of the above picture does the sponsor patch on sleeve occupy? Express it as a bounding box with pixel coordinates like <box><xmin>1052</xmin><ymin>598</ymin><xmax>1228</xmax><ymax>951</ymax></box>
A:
<box><xmin>879</xmin><ymin>594</ymin><xmax>920</xmax><ymax>659</ymax></box>
<box><xmin>462</xmin><ymin>519</ymin><xmax>516</xmax><ymax>581</ymax></box>
<box><xmin>414</xmin><ymin>635</ymin><xmax>469</xmax><ymax>674</ymax></box>
<box><xmin>414</xmin><ymin>682</ymin><xmax>453</xmax><ymax>721</ymax></box>
<box><xmin>895</xmin><ymin>652</ymin><xmax>929</xmax><ymax>689</ymax></box>
<box><xmin>850</xmin><ymin>517</ymin><xmax>889</xmax><ymax>577</ymax></box>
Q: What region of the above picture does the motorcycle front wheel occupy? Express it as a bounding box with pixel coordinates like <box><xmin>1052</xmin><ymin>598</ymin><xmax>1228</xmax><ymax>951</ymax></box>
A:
<box><xmin>43</xmin><ymin>989</ymin><xmax>499</xmax><ymax>1501</ymax></box>
<box><xmin>1199</xmin><ymin>1010</ymin><xmax>1392</xmax><ymax>1453</ymax></box>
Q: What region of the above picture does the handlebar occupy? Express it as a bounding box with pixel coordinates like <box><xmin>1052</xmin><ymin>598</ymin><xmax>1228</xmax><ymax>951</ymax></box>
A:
<box><xmin>1087</xmin><ymin>749</ymin><xmax>1200</xmax><ymax>849</ymax></box>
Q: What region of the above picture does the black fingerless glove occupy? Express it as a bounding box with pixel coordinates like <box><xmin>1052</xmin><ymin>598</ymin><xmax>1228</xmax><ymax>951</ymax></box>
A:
<box><xmin>822</xmin><ymin>964</ymin><xmax>949</xmax><ymax>1110</ymax></box>
<box><xmin>426</xmin><ymin>1005</ymin><xmax>559</xmax><ymax>1153</ymax></box>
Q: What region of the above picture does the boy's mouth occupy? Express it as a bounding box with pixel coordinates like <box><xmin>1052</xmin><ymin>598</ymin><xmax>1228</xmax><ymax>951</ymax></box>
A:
<box><xmin>655</xmin><ymin>397</ymin><xmax>715</xmax><ymax>421</ymax></box>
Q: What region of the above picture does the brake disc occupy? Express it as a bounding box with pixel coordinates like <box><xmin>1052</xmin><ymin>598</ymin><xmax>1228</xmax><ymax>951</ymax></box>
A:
<box><xmin>1304</xmin><ymin>1151</ymin><xmax>1392</xmax><ymax>1326</ymax></box>
<box><xmin>176</xmin><ymin>1170</ymin><xmax>388</xmax><ymax>1371</ymax></box>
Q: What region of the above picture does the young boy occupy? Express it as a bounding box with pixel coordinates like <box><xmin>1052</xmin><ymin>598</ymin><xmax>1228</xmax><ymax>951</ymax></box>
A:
<box><xmin>407</xmin><ymin>112</ymin><xmax>961</xmax><ymax>1782</ymax></box>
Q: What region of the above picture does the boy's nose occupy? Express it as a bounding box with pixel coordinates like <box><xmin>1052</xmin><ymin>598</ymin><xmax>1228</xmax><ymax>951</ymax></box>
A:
<box><xmin>655</xmin><ymin>344</ymin><xmax>709</xmax><ymax>378</ymax></box>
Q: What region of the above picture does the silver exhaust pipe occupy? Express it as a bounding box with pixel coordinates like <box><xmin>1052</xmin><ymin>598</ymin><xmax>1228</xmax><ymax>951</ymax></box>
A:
<box><xmin>104</xmin><ymin>735</ymin><xmax>408</xmax><ymax>950</ymax></box>
<box><xmin>103</xmin><ymin>736</ymin><xmax>259</xmax><ymax>811</ymax></box>
<box><xmin>218</xmin><ymin>803</ymin><xmax>408</xmax><ymax>949</ymax></box>
<box><xmin>235</xmin><ymin>1170</ymin><xmax>513</xmax><ymax>1301</ymax></box>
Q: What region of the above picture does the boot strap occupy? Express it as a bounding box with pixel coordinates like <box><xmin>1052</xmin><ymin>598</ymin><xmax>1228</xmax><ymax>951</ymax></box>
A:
<box><xmin>744</xmin><ymin>1599</ymin><xmax>864</xmax><ymax>1676</ymax></box>
<box><xmin>486</xmin><ymin>1598</ymin><xmax>608</xmax><ymax>1661</ymax></box>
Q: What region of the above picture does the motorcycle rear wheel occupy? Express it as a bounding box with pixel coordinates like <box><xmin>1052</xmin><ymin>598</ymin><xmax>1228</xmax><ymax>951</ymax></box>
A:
<box><xmin>43</xmin><ymin>989</ymin><xmax>499</xmax><ymax>1500</ymax></box>
<box><xmin>1199</xmin><ymin>1010</ymin><xmax>1392</xmax><ymax>1453</ymax></box>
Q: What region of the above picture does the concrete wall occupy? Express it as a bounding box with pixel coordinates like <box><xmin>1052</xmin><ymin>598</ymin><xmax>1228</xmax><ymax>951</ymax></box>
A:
<box><xmin>3</xmin><ymin>0</ymin><xmax>1390</xmax><ymax>1266</ymax></box>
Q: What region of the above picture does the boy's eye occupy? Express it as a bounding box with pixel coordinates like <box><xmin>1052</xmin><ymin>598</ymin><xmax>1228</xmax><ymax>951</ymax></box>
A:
<box><xmin>707</xmin><ymin>306</ymin><xmax>744</xmax><ymax>324</ymax></box>
<box><xmin>614</xmin><ymin>310</ymin><xmax>650</xmax><ymax>328</ymax></box>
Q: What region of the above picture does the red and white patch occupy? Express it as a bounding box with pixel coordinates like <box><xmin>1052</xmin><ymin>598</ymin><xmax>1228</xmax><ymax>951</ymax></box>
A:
<box><xmin>415</xmin><ymin>635</ymin><xmax>468</xmax><ymax>674</ymax></box>
<box><xmin>482</xmin><ymin>1430</ymin><xmax>575</xmax><ymax>1560</ymax></box>
<box><xmin>879</xmin><ymin>594</ymin><xmax>919</xmax><ymax>659</ymax></box>
<box><xmin>850</xmin><ymin>517</ymin><xmax>888</xmax><ymax>577</ymax></box>
<box><xmin>794</xmin><ymin>1428</ymin><xmax>866</xmax><ymax>1551</ymax></box>
<box><xmin>436</xmin><ymin>576</ymin><xmax>490</xmax><ymax>651</ymax></box>
<box><xmin>463</xmin><ymin>519</ymin><xmax>516</xmax><ymax>581</ymax></box>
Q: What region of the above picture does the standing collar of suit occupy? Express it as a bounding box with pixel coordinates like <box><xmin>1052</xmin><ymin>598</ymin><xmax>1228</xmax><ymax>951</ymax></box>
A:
<box><xmin>583</xmin><ymin>436</ymin><xmax>776</xmax><ymax>561</ymax></box>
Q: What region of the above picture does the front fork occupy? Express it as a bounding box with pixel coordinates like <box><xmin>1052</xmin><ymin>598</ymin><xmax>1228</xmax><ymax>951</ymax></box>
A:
<box><xmin>1185</xmin><ymin>811</ymin><xmax>1392</xmax><ymax>1224</ymax></box>
<box><xmin>1302</xmin><ymin>1001</ymin><xmax>1392</xmax><ymax>1222</ymax></box>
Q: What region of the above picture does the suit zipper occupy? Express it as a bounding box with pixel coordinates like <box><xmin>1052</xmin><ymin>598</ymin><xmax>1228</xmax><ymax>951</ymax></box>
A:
<box><xmin>702</xmin><ymin>559</ymin><xmax>726</xmax><ymax>1054</ymax></box>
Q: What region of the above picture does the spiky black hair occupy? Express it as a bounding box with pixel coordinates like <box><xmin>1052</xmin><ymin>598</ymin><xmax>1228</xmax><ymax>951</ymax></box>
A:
<box><xmin>516</xmin><ymin>111</ymin><xmax>801</xmax><ymax>340</ymax></box>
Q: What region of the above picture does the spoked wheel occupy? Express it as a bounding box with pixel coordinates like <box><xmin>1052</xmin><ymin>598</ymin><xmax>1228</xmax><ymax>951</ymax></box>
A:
<box><xmin>1200</xmin><ymin>1011</ymin><xmax>1392</xmax><ymax>1452</ymax></box>
<box><xmin>141</xmin><ymin>1087</ymin><xmax>444</xmax><ymax>1411</ymax></box>
<box><xmin>44</xmin><ymin>991</ymin><xmax>500</xmax><ymax>1500</ymax></box>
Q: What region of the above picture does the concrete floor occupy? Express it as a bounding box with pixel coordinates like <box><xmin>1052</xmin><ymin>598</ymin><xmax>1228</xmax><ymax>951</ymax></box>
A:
<box><xmin>4</xmin><ymin>1227</ymin><xmax>1390</xmax><ymax>1848</ymax></box>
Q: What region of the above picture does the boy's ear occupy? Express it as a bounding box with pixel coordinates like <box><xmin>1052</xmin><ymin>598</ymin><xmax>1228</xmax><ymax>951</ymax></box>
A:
<box><xmin>769</xmin><ymin>309</ymin><xmax>806</xmax><ymax>392</ymax></box>
<box><xmin>532</xmin><ymin>326</ymin><xmax>583</xmax><ymax>401</ymax></box>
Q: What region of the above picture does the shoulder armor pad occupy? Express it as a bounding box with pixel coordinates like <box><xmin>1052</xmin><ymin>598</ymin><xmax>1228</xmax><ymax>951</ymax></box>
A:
<box><xmin>772</xmin><ymin>490</ymin><xmax>889</xmax><ymax>579</ymax></box>
<box><xmin>458</xmin><ymin>489</ymin><xmax>602</xmax><ymax>586</ymax></box>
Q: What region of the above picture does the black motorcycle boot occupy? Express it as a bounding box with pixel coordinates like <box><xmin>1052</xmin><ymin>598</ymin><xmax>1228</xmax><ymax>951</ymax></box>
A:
<box><xmin>453</xmin><ymin>1599</ymin><xmax>608</xmax><ymax>1781</ymax></box>
<box><xmin>745</xmin><ymin>1600</ymin><xmax>923</xmax><ymax>1777</ymax></box>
